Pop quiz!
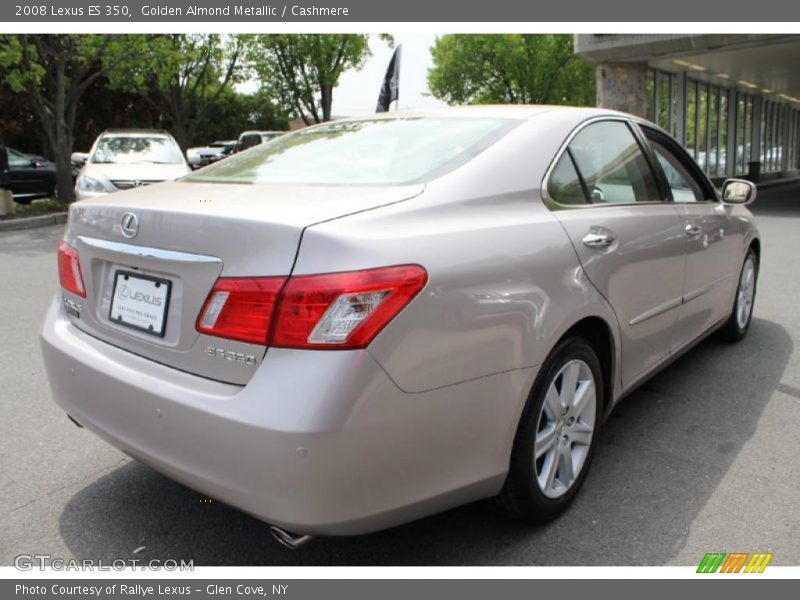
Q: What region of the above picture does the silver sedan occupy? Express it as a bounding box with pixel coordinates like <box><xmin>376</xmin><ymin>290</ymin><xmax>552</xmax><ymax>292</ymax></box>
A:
<box><xmin>41</xmin><ymin>106</ymin><xmax>760</xmax><ymax>546</ymax></box>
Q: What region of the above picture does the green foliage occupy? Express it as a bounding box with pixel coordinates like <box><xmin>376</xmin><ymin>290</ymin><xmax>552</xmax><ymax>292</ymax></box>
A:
<box><xmin>104</xmin><ymin>34</ymin><xmax>254</xmax><ymax>149</ymax></box>
<box><xmin>428</xmin><ymin>34</ymin><xmax>595</xmax><ymax>106</ymax></box>
<box><xmin>0</xmin><ymin>34</ymin><xmax>153</xmax><ymax>202</ymax></box>
<box><xmin>250</xmin><ymin>34</ymin><xmax>391</xmax><ymax>123</ymax></box>
<box><xmin>193</xmin><ymin>87</ymin><xmax>288</xmax><ymax>142</ymax></box>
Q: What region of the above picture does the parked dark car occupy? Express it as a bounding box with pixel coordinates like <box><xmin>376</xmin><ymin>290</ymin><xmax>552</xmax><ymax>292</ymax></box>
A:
<box><xmin>7</xmin><ymin>147</ymin><xmax>57</xmax><ymax>203</ymax></box>
<box><xmin>234</xmin><ymin>130</ymin><xmax>285</xmax><ymax>153</ymax></box>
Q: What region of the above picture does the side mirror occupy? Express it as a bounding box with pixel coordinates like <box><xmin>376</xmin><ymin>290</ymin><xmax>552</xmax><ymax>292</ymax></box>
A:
<box><xmin>186</xmin><ymin>152</ymin><xmax>201</xmax><ymax>168</ymax></box>
<box><xmin>721</xmin><ymin>179</ymin><xmax>756</xmax><ymax>205</ymax></box>
<box><xmin>70</xmin><ymin>152</ymin><xmax>88</xmax><ymax>167</ymax></box>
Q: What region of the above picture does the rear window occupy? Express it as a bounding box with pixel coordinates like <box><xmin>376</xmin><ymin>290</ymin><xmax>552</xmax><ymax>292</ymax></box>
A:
<box><xmin>186</xmin><ymin>117</ymin><xmax>518</xmax><ymax>186</ymax></box>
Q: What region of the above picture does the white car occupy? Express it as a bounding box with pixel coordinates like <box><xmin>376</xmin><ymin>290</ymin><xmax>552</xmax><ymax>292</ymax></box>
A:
<box><xmin>72</xmin><ymin>130</ymin><xmax>191</xmax><ymax>201</ymax></box>
<box><xmin>186</xmin><ymin>140</ymin><xmax>237</xmax><ymax>169</ymax></box>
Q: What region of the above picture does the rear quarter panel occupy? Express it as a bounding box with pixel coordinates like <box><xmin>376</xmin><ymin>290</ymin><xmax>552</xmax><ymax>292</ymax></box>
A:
<box><xmin>295</xmin><ymin>114</ymin><xmax>623</xmax><ymax>396</ymax></box>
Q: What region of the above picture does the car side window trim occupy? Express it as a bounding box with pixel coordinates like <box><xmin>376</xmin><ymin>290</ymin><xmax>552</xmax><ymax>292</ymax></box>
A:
<box><xmin>626</xmin><ymin>121</ymin><xmax>674</xmax><ymax>204</ymax></box>
<box><xmin>566</xmin><ymin>148</ymin><xmax>593</xmax><ymax>204</ymax></box>
<box><xmin>638</xmin><ymin>124</ymin><xmax>719</xmax><ymax>203</ymax></box>
<box><xmin>542</xmin><ymin>116</ymin><xmax>669</xmax><ymax>210</ymax></box>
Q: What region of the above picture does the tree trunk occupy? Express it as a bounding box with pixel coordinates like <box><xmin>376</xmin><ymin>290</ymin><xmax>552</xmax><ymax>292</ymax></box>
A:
<box><xmin>54</xmin><ymin>58</ymin><xmax>75</xmax><ymax>203</ymax></box>
<box><xmin>321</xmin><ymin>85</ymin><xmax>333</xmax><ymax>122</ymax></box>
<box><xmin>54</xmin><ymin>135</ymin><xmax>74</xmax><ymax>203</ymax></box>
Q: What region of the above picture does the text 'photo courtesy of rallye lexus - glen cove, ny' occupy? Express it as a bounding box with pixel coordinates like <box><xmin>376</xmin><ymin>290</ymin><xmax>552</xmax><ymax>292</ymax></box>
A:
<box><xmin>40</xmin><ymin>106</ymin><xmax>760</xmax><ymax>549</ymax></box>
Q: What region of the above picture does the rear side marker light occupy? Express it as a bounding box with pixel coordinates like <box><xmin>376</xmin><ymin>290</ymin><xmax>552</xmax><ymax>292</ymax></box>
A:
<box><xmin>196</xmin><ymin>265</ymin><xmax>427</xmax><ymax>349</ymax></box>
<box><xmin>58</xmin><ymin>241</ymin><xmax>86</xmax><ymax>298</ymax></box>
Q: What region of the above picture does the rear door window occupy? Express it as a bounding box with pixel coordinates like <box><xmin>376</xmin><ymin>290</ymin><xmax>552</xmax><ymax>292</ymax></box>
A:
<box><xmin>641</xmin><ymin>127</ymin><xmax>717</xmax><ymax>203</ymax></box>
<box><xmin>565</xmin><ymin>120</ymin><xmax>662</xmax><ymax>205</ymax></box>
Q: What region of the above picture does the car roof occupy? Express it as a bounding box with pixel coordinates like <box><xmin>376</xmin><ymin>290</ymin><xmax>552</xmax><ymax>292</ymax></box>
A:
<box><xmin>101</xmin><ymin>129</ymin><xmax>172</xmax><ymax>137</ymax></box>
<box><xmin>337</xmin><ymin>105</ymin><xmax>635</xmax><ymax>123</ymax></box>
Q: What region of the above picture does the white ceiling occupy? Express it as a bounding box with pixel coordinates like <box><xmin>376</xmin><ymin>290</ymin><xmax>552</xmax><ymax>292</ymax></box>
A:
<box><xmin>650</xmin><ymin>39</ymin><xmax>800</xmax><ymax>102</ymax></box>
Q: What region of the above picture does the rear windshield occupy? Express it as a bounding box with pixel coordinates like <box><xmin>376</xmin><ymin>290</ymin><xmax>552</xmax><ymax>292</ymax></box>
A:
<box><xmin>186</xmin><ymin>117</ymin><xmax>518</xmax><ymax>186</ymax></box>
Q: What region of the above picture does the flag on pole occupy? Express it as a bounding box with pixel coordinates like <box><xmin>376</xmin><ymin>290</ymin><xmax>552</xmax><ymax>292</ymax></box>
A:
<box><xmin>376</xmin><ymin>45</ymin><xmax>401</xmax><ymax>112</ymax></box>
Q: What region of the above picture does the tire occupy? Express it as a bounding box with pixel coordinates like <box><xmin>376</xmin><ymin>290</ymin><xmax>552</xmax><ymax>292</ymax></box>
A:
<box><xmin>496</xmin><ymin>336</ymin><xmax>603</xmax><ymax>523</ymax></box>
<box><xmin>718</xmin><ymin>249</ymin><xmax>758</xmax><ymax>342</ymax></box>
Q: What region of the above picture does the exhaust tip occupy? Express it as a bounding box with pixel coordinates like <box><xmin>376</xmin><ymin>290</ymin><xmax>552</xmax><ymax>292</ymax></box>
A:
<box><xmin>269</xmin><ymin>525</ymin><xmax>314</xmax><ymax>550</ymax></box>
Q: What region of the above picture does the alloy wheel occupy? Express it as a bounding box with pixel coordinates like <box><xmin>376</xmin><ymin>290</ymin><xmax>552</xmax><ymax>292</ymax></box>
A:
<box><xmin>534</xmin><ymin>359</ymin><xmax>597</xmax><ymax>498</ymax></box>
<box><xmin>736</xmin><ymin>256</ymin><xmax>756</xmax><ymax>330</ymax></box>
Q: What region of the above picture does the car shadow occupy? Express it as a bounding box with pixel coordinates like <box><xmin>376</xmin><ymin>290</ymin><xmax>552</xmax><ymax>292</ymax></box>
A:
<box><xmin>58</xmin><ymin>317</ymin><xmax>791</xmax><ymax>566</ymax></box>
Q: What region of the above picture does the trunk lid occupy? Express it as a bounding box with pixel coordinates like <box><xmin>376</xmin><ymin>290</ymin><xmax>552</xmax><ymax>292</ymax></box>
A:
<box><xmin>64</xmin><ymin>180</ymin><xmax>423</xmax><ymax>384</ymax></box>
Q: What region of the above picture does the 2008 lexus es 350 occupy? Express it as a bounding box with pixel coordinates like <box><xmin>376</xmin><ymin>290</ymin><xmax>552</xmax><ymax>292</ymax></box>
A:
<box><xmin>41</xmin><ymin>106</ymin><xmax>760</xmax><ymax>547</ymax></box>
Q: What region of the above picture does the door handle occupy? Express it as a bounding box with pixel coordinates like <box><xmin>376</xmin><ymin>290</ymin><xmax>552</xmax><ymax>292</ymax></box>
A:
<box><xmin>582</xmin><ymin>232</ymin><xmax>615</xmax><ymax>248</ymax></box>
<box><xmin>685</xmin><ymin>224</ymin><xmax>702</xmax><ymax>236</ymax></box>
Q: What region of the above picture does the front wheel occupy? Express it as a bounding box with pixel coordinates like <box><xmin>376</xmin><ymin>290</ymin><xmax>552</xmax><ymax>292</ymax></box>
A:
<box><xmin>718</xmin><ymin>249</ymin><xmax>758</xmax><ymax>342</ymax></box>
<box><xmin>496</xmin><ymin>337</ymin><xmax>602</xmax><ymax>523</ymax></box>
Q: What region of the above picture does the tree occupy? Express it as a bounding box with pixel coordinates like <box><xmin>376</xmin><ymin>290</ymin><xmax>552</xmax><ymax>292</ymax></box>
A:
<box><xmin>109</xmin><ymin>34</ymin><xmax>252</xmax><ymax>150</ymax></box>
<box><xmin>193</xmin><ymin>87</ymin><xmax>288</xmax><ymax>143</ymax></box>
<box><xmin>427</xmin><ymin>34</ymin><xmax>595</xmax><ymax>107</ymax></box>
<box><xmin>250</xmin><ymin>34</ymin><xmax>390</xmax><ymax>124</ymax></box>
<box><xmin>0</xmin><ymin>34</ymin><xmax>149</xmax><ymax>202</ymax></box>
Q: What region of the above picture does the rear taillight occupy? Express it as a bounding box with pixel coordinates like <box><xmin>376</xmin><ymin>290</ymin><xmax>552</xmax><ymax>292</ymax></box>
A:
<box><xmin>196</xmin><ymin>277</ymin><xmax>286</xmax><ymax>345</ymax></box>
<box><xmin>271</xmin><ymin>265</ymin><xmax>428</xmax><ymax>349</ymax></box>
<box><xmin>196</xmin><ymin>265</ymin><xmax>427</xmax><ymax>349</ymax></box>
<box><xmin>58</xmin><ymin>241</ymin><xmax>86</xmax><ymax>298</ymax></box>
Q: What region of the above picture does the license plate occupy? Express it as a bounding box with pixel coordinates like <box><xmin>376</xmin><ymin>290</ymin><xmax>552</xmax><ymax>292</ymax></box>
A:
<box><xmin>109</xmin><ymin>270</ymin><xmax>171</xmax><ymax>337</ymax></box>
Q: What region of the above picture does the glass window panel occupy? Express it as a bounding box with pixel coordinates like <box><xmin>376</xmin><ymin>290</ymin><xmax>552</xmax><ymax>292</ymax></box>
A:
<box><xmin>671</xmin><ymin>75</ymin><xmax>680</xmax><ymax>138</ymax></box>
<box><xmin>659</xmin><ymin>73</ymin><xmax>671</xmax><ymax>130</ymax></box>
<box><xmin>737</xmin><ymin>96</ymin><xmax>746</xmax><ymax>175</ymax></box>
<box><xmin>651</xmin><ymin>141</ymin><xmax>704</xmax><ymax>203</ymax></box>
<box><xmin>709</xmin><ymin>88</ymin><xmax>719</xmax><ymax>175</ymax></box>
<box><xmin>548</xmin><ymin>153</ymin><xmax>587</xmax><ymax>206</ymax></box>
<box><xmin>758</xmin><ymin>100</ymin><xmax>770</xmax><ymax>169</ymax></box>
<box><xmin>568</xmin><ymin>121</ymin><xmax>661</xmax><ymax>204</ymax></box>
<box><xmin>697</xmin><ymin>85</ymin><xmax>708</xmax><ymax>170</ymax></box>
<box><xmin>745</xmin><ymin>97</ymin><xmax>753</xmax><ymax>173</ymax></box>
<box><xmin>719</xmin><ymin>93</ymin><xmax>728</xmax><ymax>175</ymax></box>
<box><xmin>686</xmin><ymin>83</ymin><xmax>697</xmax><ymax>158</ymax></box>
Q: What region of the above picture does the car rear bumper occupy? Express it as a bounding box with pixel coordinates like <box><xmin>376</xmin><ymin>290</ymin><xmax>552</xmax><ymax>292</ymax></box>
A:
<box><xmin>40</xmin><ymin>297</ymin><xmax>535</xmax><ymax>535</ymax></box>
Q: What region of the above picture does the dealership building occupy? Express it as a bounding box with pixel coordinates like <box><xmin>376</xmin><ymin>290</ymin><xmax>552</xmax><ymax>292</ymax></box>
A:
<box><xmin>575</xmin><ymin>34</ymin><xmax>800</xmax><ymax>183</ymax></box>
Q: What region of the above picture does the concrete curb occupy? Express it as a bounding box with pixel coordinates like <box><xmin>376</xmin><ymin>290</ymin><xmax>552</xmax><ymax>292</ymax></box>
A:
<box><xmin>0</xmin><ymin>212</ymin><xmax>68</xmax><ymax>233</ymax></box>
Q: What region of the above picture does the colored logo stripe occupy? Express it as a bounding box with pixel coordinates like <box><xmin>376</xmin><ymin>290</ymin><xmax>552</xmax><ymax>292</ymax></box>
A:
<box><xmin>697</xmin><ymin>552</ymin><xmax>773</xmax><ymax>573</ymax></box>
<box><xmin>744</xmin><ymin>553</ymin><xmax>773</xmax><ymax>573</ymax></box>
<box><xmin>720</xmin><ymin>553</ymin><xmax>749</xmax><ymax>573</ymax></box>
<box><xmin>697</xmin><ymin>553</ymin><xmax>726</xmax><ymax>573</ymax></box>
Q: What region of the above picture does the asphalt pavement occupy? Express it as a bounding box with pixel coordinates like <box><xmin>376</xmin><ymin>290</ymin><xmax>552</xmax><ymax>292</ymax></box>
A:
<box><xmin>1</xmin><ymin>185</ymin><xmax>799</xmax><ymax>566</ymax></box>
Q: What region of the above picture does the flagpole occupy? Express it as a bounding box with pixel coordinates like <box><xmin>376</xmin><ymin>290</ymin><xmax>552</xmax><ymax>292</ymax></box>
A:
<box><xmin>395</xmin><ymin>44</ymin><xmax>401</xmax><ymax>111</ymax></box>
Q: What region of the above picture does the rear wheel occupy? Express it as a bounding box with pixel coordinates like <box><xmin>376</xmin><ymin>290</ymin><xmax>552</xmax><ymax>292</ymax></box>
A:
<box><xmin>718</xmin><ymin>249</ymin><xmax>758</xmax><ymax>342</ymax></box>
<box><xmin>496</xmin><ymin>337</ymin><xmax>602</xmax><ymax>522</ymax></box>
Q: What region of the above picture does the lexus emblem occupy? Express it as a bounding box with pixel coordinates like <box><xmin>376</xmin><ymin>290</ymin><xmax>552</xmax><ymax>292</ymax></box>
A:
<box><xmin>120</xmin><ymin>212</ymin><xmax>139</xmax><ymax>239</ymax></box>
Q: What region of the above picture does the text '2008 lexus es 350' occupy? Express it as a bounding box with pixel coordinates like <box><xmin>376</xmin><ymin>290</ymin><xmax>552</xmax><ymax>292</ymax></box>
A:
<box><xmin>41</xmin><ymin>106</ymin><xmax>759</xmax><ymax>547</ymax></box>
